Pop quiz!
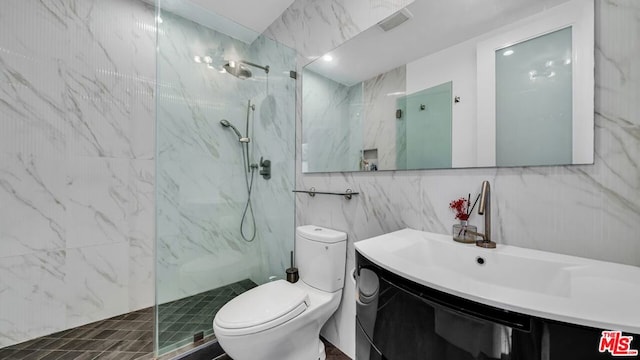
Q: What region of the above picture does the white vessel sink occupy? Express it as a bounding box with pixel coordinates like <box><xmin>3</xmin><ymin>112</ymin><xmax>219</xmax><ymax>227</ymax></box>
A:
<box><xmin>355</xmin><ymin>228</ymin><xmax>640</xmax><ymax>334</ymax></box>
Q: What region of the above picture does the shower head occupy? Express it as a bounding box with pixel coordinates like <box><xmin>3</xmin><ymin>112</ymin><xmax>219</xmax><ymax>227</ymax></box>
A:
<box><xmin>223</xmin><ymin>61</ymin><xmax>252</xmax><ymax>80</ymax></box>
<box><xmin>223</xmin><ymin>60</ymin><xmax>270</xmax><ymax>80</ymax></box>
<box><xmin>220</xmin><ymin>119</ymin><xmax>243</xmax><ymax>139</ymax></box>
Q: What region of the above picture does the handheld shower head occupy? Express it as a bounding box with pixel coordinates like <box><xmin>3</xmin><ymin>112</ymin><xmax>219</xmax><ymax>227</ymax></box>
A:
<box><xmin>220</xmin><ymin>119</ymin><xmax>250</xmax><ymax>143</ymax></box>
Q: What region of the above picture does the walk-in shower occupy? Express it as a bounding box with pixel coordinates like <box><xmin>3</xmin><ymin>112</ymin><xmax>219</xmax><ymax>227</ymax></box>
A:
<box><xmin>155</xmin><ymin>5</ymin><xmax>295</xmax><ymax>357</ymax></box>
<box><xmin>220</xmin><ymin>100</ymin><xmax>260</xmax><ymax>242</ymax></box>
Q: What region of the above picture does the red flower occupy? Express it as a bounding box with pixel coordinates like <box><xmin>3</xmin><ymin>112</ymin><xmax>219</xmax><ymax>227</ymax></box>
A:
<box><xmin>449</xmin><ymin>197</ymin><xmax>469</xmax><ymax>220</ymax></box>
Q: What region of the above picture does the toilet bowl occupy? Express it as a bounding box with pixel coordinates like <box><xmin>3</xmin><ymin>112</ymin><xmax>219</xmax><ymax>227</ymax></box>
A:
<box><xmin>213</xmin><ymin>225</ymin><xmax>347</xmax><ymax>360</ymax></box>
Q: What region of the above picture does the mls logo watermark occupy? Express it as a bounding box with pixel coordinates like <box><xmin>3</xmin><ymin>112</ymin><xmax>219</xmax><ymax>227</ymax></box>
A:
<box><xmin>599</xmin><ymin>331</ymin><xmax>638</xmax><ymax>357</ymax></box>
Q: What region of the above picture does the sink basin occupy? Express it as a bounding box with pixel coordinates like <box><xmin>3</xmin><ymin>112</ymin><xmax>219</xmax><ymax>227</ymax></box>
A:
<box><xmin>393</xmin><ymin>240</ymin><xmax>573</xmax><ymax>297</ymax></box>
<box><xmin>355</xmin><ymin>228</ymin><xmax>640</xmax><ymax>334</ymax></box>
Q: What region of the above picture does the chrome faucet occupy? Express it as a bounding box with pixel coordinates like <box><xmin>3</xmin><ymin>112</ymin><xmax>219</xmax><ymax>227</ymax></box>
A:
<box><xmin>466</xmin><ymin>180</ymin><xmax>496</xmax><ymax>249</ymax></box>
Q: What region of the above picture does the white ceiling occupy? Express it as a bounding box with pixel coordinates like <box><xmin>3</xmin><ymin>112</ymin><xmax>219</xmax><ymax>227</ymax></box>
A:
<box><xmin>305</xmin><ymin>0</ymin><xmax>572</xmax><ymax>86</ymax></box>
<box><xmin>154</xmin><ymin>0</ymin><xmax>295</xmax><ymax>43</ymax></box>
<box><xmin>187</xmin><ymin>0</ymin><xmax>295</xmax><ymax>34</ymax></box>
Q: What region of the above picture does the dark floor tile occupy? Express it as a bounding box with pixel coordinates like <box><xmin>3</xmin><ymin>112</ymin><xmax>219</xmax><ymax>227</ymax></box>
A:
<box><xmin>20</xmin><ymin>337</ymin><xmax>61</xmax><ymax>351</ymax></box>
<box><xmin>0</xmin><ymin>279</ymin><xmax>265</xmax><ymax>360</ymax></box>
<box><xmin>94</xmin><ymin>351</ymin><xmax>140</xmax><ymax>360</ymax></box>
<box><xmin>52</xmin><ymin>352</ymin><xmax>82</xmax><ymax>360</ymax></box>
<box><xmin>9</xmin><ymin>338</ymin><xmax>41</xmax><ymax>350</ymax></box>
<box><xmin>323</xmin><ymin>339</ymin><xmax>351</xmax><ymax>360</ymax></box>
<box><xmin>38</xmin><ymin>351</ymin><xmax>67</xmax><ymax>360</ymax></box>
<box><xmin>60</xmin><ymin>328</ymin><xmax>92</xmax><ymax>340</ymax></box>
<box><xmin>58</xmin><ymin>339</ymin><xmax>90</xmax><ymax>351</ymax></box>
<box><xmin>86</xmin><ymin>329</ymin><xmax>118</xmax><ymax>340</ymax></box>
<box><xmin>0</xmin><ymin>349</ymin><xmax>18</xmax><ymax>359</ymax></box>
<box><xmin>132</xmin><ymin>353</ymin><xmax>154</xmax><ymax>360</ymax></box>
<box><xmin>121</xmin><ymin>330</ymin><xmax>148</xmax><ymax>342</ymax></box>
<box><xmin>106</xmin><ymin>339</ymin><xmax>153</xmax><ymax>353</ymax></box>
<box><xmin>69</xmin><ymin>351</ymin><xmax>102</xmax><ymax>360</ymax></box>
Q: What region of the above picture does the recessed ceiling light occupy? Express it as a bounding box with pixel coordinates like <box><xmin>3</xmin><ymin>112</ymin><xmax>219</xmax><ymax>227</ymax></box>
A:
<box><xmin>503</xmin><ymin>49</ymin><xmax>514</xmax><ymax>56</ymax></box>
<box><xmin>322</xmin><ymin>54</ymin><xmax>333</xmax><ymax>62</ymax></box>
<box><xmin>194</xmin><ymin>56</ymin><xmax>202</xmax><ymax>63</ymax></box>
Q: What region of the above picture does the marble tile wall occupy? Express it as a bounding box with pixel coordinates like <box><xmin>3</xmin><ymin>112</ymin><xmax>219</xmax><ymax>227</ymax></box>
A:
<box><xmin>265</xmin><ymin>0</ymin><xmax>640</xmax><ymax>358</ymax></box>
<box><xmin>0</xmin><ymin>0</ymin><xmax>155</xmax><ymax>348</ymax></box>
<box><xmin>302</xmin><ymin>70</ymin><xmax>359</xmax><ymax>172</ymax></box>
<box><xmin>362</xmin><ymin>66</ymin><xmax>406</xmax><ymax>170</ymax></box>
<box><xmin>303</xmin><ymin>64</ymin><xmax>405</xmax><ymax>172</ymax></box>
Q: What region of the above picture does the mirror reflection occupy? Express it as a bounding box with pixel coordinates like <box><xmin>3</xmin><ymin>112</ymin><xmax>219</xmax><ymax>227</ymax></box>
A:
<box><xmin>302</xmin><ymin>0</ymin><xmax>594</xmax><ymax>173</ymax></box>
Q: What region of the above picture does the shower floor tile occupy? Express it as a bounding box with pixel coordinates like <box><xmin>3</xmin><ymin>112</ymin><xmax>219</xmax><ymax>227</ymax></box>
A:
<box><xmin>157</xmin><ymin>279</ymin><xmax>257</xmax><ymax>352</ymax></box>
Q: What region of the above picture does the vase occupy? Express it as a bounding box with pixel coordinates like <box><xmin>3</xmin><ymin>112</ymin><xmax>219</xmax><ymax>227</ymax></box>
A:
<box><xmin>452</xmin><ymin>220</ymin><xmax>477</xmax><ymax>243</ymax></box>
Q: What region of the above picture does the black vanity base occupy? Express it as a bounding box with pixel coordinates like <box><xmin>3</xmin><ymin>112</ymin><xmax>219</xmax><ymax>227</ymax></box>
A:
<box><xmin>356</xmin><ymin>252</ymin><xmax>639</xmax><ymax>360</ymax></box>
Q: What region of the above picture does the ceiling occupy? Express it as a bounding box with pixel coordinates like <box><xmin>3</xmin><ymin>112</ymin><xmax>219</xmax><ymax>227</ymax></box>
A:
<box><xmin>153</xmin><ymin>0</ymin><xmax>295</xmax><ymax>43</ymax></box>
<box><xmin>188</xmin><ymin>0</ymin><xmax>295</xmax><ymax>34</ymax></box>
<box><xmin>305</xmin><ymin>0</ymin><xmax>572</xmax><ymax>86</ymax></box>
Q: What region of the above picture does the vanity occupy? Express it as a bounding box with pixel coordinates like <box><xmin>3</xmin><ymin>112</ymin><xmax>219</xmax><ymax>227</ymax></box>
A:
<box><xmin>354</xmin><ymin>229</ymin><xmax>640</xmax><ymax>360</ymax></box>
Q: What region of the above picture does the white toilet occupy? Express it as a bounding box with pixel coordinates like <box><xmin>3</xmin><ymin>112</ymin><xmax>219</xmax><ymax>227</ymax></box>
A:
<box><xmin>213</xmin><ymin>225</ymin><xmax>347</xmax><ymax>360</ymax></box>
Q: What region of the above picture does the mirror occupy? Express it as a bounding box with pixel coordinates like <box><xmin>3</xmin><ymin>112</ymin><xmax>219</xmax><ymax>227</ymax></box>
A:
<box><xmin>302</xmin><ymin>0</ymin><xmax>594</xmax><ymax>173</ymax></box>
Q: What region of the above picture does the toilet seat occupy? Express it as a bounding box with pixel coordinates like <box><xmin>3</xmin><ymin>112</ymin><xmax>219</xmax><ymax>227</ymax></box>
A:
<box><xmin>214</xmin><ymin>280</ymin><xmax>309</xmax><ymax>336</ymax></box>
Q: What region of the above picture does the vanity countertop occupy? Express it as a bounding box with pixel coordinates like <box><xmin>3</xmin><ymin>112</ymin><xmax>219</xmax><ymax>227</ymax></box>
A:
<box><xmin>355</xmin><ymin>228</ymin><xmax>640</xmax><ymax>334</ymax></box>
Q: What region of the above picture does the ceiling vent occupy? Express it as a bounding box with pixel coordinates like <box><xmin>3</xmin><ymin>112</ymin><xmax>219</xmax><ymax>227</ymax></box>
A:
<box><xmin>377</xmin><ymin>8</ymin><xmax>413</xmax><ymax>32</ymax></box>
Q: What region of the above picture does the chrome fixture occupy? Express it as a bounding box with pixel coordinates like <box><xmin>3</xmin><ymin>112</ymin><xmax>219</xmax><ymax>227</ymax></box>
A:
<box><xmin>219</xmin><ymin>100</ymin><xmax>259</xmax><ymax>242</ymax></box>
<box><xmin>466</xmin><ymin>180</ymin><xmax>496</xmax><ymax>248</ymax></box>
<box><xmin>219</xmin><ymin>119</ymin><xmax>245</xmax><ymax>141</ymax></box>
<box><xmin>223</xmin><ymin>60</ymin><xmax>270</xmax><ymax>80</ymax></box>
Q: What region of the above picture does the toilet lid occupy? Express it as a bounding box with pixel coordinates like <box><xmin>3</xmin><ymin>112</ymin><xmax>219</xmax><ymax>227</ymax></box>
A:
<box><xmin>214</xmin><ymin>280</ymin><xmax>309</xmax><ymax>335</ymax></box>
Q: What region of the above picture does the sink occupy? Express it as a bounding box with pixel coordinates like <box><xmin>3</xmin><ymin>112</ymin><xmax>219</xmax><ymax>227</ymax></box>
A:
<box><xmin>355</xmin><ymin>228</ymin><xmax>640</xmax><ymax>334</ymax></box>
<box><xmin>392</xmin><ymin>240</ymin><xmax>573</xmax><ymax>297</ymax></box>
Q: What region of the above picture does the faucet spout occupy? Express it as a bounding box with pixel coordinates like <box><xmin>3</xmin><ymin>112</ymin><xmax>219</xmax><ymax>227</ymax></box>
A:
<box><xmin>476</xmin><ymin>180</ymin><xmax>496</xmax><ymax>249</ymax></box>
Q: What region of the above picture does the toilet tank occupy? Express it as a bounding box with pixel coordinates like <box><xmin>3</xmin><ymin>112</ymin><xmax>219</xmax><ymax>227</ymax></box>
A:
<box><xmin>296</xmin><ymin>225</ymin><xmax>347</xmax><ymax>292</ymax></box>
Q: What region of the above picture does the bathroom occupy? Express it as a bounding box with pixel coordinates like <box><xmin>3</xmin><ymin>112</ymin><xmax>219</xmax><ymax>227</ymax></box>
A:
<box><xmin>0</xmin><ymin>0</ymin><xmax>638</xmax><ymax>359</ymax></box>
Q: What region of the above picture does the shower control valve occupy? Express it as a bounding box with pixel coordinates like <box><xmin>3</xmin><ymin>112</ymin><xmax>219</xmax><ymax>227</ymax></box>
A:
<box><xmin>259</xmin><ymin>157</ymin><xmax>271</xmax><ymax>180</ymax></box>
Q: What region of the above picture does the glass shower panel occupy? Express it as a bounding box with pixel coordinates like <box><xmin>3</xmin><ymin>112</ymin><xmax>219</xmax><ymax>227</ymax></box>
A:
<box><xmin>495</xmin><ymin>27</ymin><xmax>573</xmax><ymax>167</ymax></box>
<box><xmin>155</xmin><ymin>4</ymin><xmax>295</xmax><ymax>356</ymax></box>
<box><xmin>403</xmin><ymin>82</ymin><xmax>453</xmax><ymax>169</ymax></box>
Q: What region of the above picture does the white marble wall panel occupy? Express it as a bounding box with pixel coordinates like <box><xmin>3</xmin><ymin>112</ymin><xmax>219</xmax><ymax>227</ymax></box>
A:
<box><xmin>129</xmin><ymin>159</ymin><xmax>155</xmax><ymax>310</ymax></box>
<box><xmin>65</xmin><ymin>243</ymin><xmax>130</xmax><ymax>328</ymax></box>
<box><xmin>302</xmin><ymin>70</ymin><xmax>356</xmax><ymax>172</ymax></box>
<box><xmin>0</xmin><ymin>0</ymin><xmax>155</xmax><ymax>348</ymax></box>
<box><xmin>267</xmin><ymin>0</ymin><xmax>640</xmax><ymax>357</ymax></box>
<box><xmin>362</xmin><ymin>66</ymin><xmax>405</xmax><ymax>170</ymax></box>
<box><xmin>0</xmin><ymin>251</ymin><xmax>66</xmax><ymax>347</ymax></box>
<box><xmin>66</xmin><ymin>157</ymin><xmax>132</xmax><ymax>249</ymax></box>
<box><xmin>0</xmin><ymin>153</ymin><xmax>66</xmax><ymax>258</ymax></box>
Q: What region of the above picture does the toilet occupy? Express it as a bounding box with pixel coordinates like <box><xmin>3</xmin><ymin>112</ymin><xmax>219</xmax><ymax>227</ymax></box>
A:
<box><xmin>213</xmin><ymin>225</ymin><xmax>347</xmax><ymax>360</ymax></box>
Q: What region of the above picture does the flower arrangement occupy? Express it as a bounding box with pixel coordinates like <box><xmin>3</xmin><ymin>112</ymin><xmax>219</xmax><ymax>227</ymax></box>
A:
<box><xmin>449</xmin><ymin>197</ymin><xmax>469</xmax><ymax>221</ymax></box>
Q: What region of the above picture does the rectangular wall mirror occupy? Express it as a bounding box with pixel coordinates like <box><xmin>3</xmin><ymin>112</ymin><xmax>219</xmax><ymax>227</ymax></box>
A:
<box><xmin>301</xmin><ymin>0</ymin><xmax>594</xmax><ymax>173</ymax></box>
